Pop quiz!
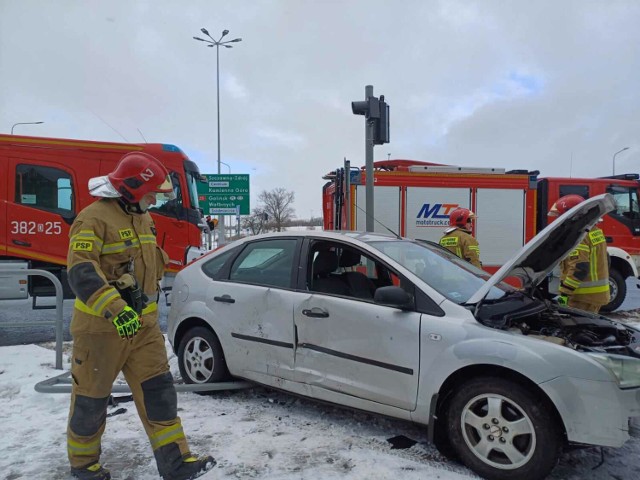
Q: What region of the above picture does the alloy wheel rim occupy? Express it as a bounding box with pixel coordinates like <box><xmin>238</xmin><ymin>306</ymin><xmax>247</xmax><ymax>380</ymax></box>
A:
<box><xmin>460</xmin><ymin>393</ymin><xmax>536</xmax><ymax>470</ymax></box>
<box><xmin>184</xmin><ymin>337</ymin><xmax>215</xmax><ymax>383</ymax></box>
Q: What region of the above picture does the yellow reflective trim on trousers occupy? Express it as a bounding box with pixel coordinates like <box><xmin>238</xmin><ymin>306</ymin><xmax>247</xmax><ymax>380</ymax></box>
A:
<box><xmin>150</xmin><ymin>424</ymin><xmax>185</xmax><ymax>450</ymax></box>
<box><xmin>102</xmin><ymin>238</ymin><xmax>141</xmax><ymax>254</ymax></box>
<box><xmin>574</xmin><ymin>285</ymin><xmax>610</xmax><ymax>294</ymax></box>
<box><xmin>68</xmin><ymin>437</ymin><xmax>101</xmax><ymax>455</ymax></box>
<box><xmin>468</xmin><ymin>246</ymin><xmax>480</xmax><ymax>252</ymax></box>
<box><xmin>576</xmin><ymin>244</ymin><xmax>590</xmax><ymax>252</ymax></box>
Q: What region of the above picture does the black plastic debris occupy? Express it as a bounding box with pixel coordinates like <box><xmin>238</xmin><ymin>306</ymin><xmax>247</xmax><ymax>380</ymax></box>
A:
<box><xmin>107</xmin><ymin>407</ymin><xmax>127</xmax><ymax>418</ymax></box>
<box><xmin>386</xmin><ymin>435</ymin><xmax>417</xmax><ymax>450</ymax></box>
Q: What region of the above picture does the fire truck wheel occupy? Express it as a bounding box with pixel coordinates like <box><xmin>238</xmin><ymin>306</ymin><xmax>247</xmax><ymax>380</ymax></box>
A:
<box><xmin>177</xmin><ymin>326</ymin><xmax>229</xmax><ymax>385</ymax></box>
<box><xmin>600</xmin><ymin>269</ymin><xmax>626</xmax><ymax>313</ymax></box>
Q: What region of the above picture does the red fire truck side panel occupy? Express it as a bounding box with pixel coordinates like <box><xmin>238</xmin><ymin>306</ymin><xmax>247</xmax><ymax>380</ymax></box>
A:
<box><xmin>1</xmin><ymin>134</ymin><xmax>203</xmax><ymax>278</ymax></box>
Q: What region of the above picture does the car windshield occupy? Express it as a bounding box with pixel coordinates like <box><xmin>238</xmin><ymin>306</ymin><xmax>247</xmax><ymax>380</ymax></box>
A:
<box><xmin>367</xmin><ymin>240</ymin><xmax>512</xmax><ymax>304</ymax></box>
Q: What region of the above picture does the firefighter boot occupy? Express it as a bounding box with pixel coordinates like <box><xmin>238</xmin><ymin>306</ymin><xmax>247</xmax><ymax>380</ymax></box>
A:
<box><xmin>154</xmin><ymin>443</ymin><xmax>216</xmax><ymax>480</ymax></box>
<box><xmin>70</xmin><ymin>462</ymin><xmax>111</xmax><ymax>479</ymax></box>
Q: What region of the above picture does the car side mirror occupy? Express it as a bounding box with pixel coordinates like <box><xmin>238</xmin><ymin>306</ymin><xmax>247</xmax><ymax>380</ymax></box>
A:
<box><xmin>374</xmin><ymin>286</ymin><xmax>413</xmax><ymax>310</ymax></box>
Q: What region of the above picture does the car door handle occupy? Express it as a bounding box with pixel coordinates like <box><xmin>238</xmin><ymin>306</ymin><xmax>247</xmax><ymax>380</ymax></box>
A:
<box><xmin>12</xmin><ymin>239</ymin><xmax>31</xmax><ymax>247</ymax></box>
<box><xmin>302</xmin><ymin>308</ymin><xmax>329</xmax><ymax>318</ymax></box>
<box><xmin>214</xmin><ymin>295</ymin><xmax>236</xmax><ymax>304</ymax></box>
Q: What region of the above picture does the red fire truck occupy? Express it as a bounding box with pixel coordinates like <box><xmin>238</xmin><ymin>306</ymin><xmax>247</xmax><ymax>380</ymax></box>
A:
<box><xmin>322</xmin><ymin>159</ymin><xmax>640</xmax><ymax>312</ymax></box>
<box><xmin>0</xmin><ymin>134</ymin><xmax>207</xmax><ymax>304</ymax></box>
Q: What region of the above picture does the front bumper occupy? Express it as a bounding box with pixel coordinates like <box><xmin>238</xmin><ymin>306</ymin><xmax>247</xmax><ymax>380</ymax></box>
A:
<box><xmin>540</xmin><ymin>376</ymin><xmax>640</xmax><ymax>447</ymax></box>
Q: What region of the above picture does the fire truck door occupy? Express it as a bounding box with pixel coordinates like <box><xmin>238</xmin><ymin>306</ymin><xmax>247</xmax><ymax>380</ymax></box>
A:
<box><xmin>475</xmin><ymin>188</ymin><xmax>525</xmax><ymax>267</ymax></box>
<box><xmin>7</xmin><ymin>159</ymin><xmax>75</xmax><ymax>267</ymax></box>
<box><xmin>355</xmin><ymin>185</ymin><xmax>400</xmax><ymax>234</ymax></box>
<box><xmin>405</xmin><ymin>187</ymin><xmax>471</xmax><ymax>242</ymax></box>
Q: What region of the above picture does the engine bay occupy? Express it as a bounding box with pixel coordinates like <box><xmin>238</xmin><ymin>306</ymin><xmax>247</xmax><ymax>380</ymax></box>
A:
<box><xmin>475</xmin><ymin>293</ymin><xmax>640</xmax><ymax>358</ymax></box>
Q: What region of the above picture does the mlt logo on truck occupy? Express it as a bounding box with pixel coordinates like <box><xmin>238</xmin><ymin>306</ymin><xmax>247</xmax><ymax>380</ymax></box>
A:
<box><xmin>415</xmin><ymin>203</ymin><xmax>459</xmax><ymax>227</ymax></box>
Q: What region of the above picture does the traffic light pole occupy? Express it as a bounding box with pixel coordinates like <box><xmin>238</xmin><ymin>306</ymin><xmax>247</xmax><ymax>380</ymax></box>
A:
<box><xmin>365</xmin><ymin>85</ymin><xmax>375</xmax><ymax>233</ymax></box>
<box><xmin>351</xmin><ymin>84</ymin><xmax>390</xmax><ymax>234</ymax></box>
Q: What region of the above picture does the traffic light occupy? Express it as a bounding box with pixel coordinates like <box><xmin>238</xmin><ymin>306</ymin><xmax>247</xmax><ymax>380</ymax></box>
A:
<box><xmin>374</xmin><ymin>95</ymin><xmax>390</xmax><ymax>145</ymax></box>
<box><xmin>351</xmin><ymin>96</ymin><xmax>380</xmax><ymax>119</ymax></box>
<box><xmin>352</xmin><ymin>94</ymin><xmax>390</xmax><ymax>145</ymax></box>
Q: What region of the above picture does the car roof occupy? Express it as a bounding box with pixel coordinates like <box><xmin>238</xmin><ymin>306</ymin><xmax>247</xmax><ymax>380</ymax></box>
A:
<box><xmin>235</xmin><ymin>230</ymin><xmax>400</xmax><ymax>244</ymax></box>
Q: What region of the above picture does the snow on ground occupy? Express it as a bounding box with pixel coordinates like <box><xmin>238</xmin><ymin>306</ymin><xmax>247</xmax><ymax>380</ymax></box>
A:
<box><xmin>2</xmin><ymin>319</ymin><xmax>640</xmax><ymax>480</ymax></box>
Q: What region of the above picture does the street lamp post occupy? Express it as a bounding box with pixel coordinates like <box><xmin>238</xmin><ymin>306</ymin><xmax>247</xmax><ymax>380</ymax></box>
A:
<box><xmin>613</xmin><ymin>147</ymin><xmax>630</xmax><ymax>176</ymax></box>
<box><xmin>194</xmin><ymin>28</ymin><xmax>242</xmax><ymax>245</ymax></box>
<box><xmin>11</xmin><ymin>121</ymin><xmax>44</xmax><ymax>134</ymax></box>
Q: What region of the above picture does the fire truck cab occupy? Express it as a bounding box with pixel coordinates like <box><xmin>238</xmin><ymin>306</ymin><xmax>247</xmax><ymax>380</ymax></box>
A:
<box><xmin>322</xmin><ymin>160</ymin><xmax>640</xmax><ymax>312</ymax></box>
<box><xmin>0</xmin><ymin>134</ymin><xmax>207</xmax><ymax>304</ymax></box>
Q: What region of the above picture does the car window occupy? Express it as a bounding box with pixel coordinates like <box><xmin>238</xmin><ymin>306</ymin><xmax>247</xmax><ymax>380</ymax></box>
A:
<box><xmin>229</xmin><ymin>238</ymin><xmax>297</xmax><ymax>288</ymax></box>
<box><xmin>368</xmin><ymin>239</ymin><xmax>511</xmax><ymax>303</ymax></box>
<box><xmin>201</xmin><ymin>247</ymin><xmax>237</xmax><ymax>279</ymax></box>
<box><xmin>307</xmin><ymin>240</ymin><xmax>414</xmax><ymax>304</ymax></box>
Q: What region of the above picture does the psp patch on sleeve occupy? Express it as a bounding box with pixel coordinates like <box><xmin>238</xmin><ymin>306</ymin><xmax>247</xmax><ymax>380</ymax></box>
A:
<box><xmin>72</xmin><ymin>241</ymin><xmax>93</xmax><ymax>252</ymax></box>
<box><xmin>119</xmin><ymin>228</ymin><xmax>134</xmax><ymax>240</ymax></box>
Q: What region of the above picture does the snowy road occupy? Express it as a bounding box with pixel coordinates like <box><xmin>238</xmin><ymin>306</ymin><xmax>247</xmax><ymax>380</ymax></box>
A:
<box><xmin>2</xmin><ymin>343</ymin><xmax>640</xmax><ymax>480</ymax></box>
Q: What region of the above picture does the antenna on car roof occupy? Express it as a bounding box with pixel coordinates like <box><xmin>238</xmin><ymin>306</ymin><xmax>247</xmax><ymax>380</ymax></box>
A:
<box><xmin>354</xmin><ymin>203</ymin><xmax>402</xmax><ymax>239</ymax></box>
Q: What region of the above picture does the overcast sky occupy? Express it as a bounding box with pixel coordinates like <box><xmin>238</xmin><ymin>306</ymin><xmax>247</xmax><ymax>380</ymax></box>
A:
<box><xmin>1</xmin><ymin>0</ymin><xmax>639</xmax><ymax>220</ymax></box>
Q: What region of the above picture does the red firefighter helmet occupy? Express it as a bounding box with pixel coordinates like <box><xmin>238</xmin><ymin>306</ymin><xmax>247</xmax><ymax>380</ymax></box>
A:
<box><xmin>107</xmin><ymin>152</ymin><xmax>174</xmax><ymax>203</ymax></box>
<box><xmin>449</xmin><ymin>207</ymin><xmax>476</xmax><ymax>227</ymax></box>
<box><xmin>548</xmin><ymin>194</ymin><xmax>585</xmax><ymax>218</ymax></box>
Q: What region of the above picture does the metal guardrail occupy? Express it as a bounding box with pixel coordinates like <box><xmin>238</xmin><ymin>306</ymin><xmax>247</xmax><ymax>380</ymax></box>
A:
<box><xmin>0</xmin><ymin>266</ymin><xmax>253</xmax><ymax>394</ymax></box>
<box><xmin>0</xmin><ymin>267</ymin><xmax>64</xmax><ymax>369</ymax></box>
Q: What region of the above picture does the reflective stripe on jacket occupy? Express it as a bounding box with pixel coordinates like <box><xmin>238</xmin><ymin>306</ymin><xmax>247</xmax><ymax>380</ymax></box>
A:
<box><xmin>439</xmin><ymin>227</ymin><xmax>482</xmax><ymax>268</ymax></box>
<box><xmin>559</xmin><ymin>227</ymin><xmax>610</xmax><ymax>306</ymax></box>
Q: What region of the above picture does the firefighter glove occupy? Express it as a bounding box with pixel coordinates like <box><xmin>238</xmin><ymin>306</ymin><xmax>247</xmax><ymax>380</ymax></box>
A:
<box><xmin>555</xmin><ymin>295</ymin><xmax>569</xmax><ymax>306</ymax></box>
<box><xmin>112</xmin><ymin>306</ymin><xmax>141</xmax><ymax>339</ymax></box>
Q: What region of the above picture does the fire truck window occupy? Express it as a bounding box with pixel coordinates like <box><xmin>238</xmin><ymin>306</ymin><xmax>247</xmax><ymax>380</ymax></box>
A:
<box><xmin>150</xmin><ymin>171</ymin><xmax>182</xmax><ymax>216</ymax></box>
<box><xmin>608</xmin><ymin>186</ymin><xmax>639</xmax><ymax>218</ymax></box>
<box><xmin>559</xmin><ymin>185</ymin><xmax>589</xmax><ymax>199</ymax></box>
<box><xmin>15</xmin><ymin>164</ymin><xmax>74</xmax><ymax>215</ymax></box>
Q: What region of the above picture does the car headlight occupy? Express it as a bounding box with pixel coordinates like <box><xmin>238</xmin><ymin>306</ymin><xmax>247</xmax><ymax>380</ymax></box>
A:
<box><xmin>587</xmin><ymin>353</ymin><xmax>640</xmax><ymax>389</ymax></box>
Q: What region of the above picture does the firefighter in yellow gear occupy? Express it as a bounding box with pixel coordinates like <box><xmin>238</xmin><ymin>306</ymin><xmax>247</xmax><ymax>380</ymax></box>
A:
<box><xmin>439</xmin><ymin>207</ymin><xmax>482</xmax><ymax>268</ymax></box>
<box><xmin>548</xmin><ymin>195</ymin><xmax>611</xmax><ymax>313</ymax></box>
<box><xmin>66</xmin><ymin>152</ymin><xmax>214</xmax><ymax>480</ymax></box>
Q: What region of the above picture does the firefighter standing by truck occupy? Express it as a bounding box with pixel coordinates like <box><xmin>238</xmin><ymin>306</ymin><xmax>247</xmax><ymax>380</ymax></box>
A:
<box><xmin>548</xmin><ymin>194</ymin><xmax>611</xmax><ymax>313</ymax></box>
<box><xmin>66</xmin><ymin>152</ymin><xmax>214</xmax><ymax>480</ymax></box>
<box><xmin>439</xmin><ymin>208</ymin><xmax>482</xmax><ymax>268</ymax></box>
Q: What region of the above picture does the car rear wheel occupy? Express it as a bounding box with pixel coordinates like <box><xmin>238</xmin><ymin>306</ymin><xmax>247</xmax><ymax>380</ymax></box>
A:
<box><xmin>444</xmin><ymin>377</ymin><xmax>562</xmax><ymax>480</ymax></box>
<box><xmin>177</xmin><ymin>326</ymin><xmax>229</xmax><ymax>384</ymax></box>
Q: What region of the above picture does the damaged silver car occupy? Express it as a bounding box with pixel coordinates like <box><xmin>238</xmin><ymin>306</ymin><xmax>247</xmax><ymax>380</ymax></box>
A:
<box><xmin>168</xmin><ymin>193</ymin><xmax>640</xmax><ymax>480</ymax></box>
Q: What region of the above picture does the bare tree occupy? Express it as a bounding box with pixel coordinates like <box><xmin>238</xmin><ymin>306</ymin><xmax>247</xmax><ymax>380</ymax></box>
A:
<box><xmin>258</xmin><ymin>187</ymin><xmax>295</xmax><ymax>232</ymax></box>
<box><xmin>242</xmin><ymin>207</ymin><xmax>269</xmax><ymax>235</ymax></box>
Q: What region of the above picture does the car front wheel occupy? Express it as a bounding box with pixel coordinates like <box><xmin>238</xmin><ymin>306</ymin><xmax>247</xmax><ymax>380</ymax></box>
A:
<box><xmin>177</xmin><ymin>326</ymin><xmax>229</xmax><ymax>384</ymax></box>
<box><xmin>445</xmin><ymin>377</ymin><xmax>562</xmax><ymax>480</ymax></box>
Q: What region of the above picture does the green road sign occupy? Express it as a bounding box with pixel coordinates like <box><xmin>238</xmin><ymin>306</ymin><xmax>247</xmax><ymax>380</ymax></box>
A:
<box><xmin>197</xmin><ymin>174</ymin><xmax>250</xmax><ymax>215</ymax></box>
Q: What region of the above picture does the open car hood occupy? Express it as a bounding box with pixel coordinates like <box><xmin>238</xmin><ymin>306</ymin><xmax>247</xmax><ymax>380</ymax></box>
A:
<box><xmin>466</xmin><ymin>193</ymin><xmax>616</xmax><ymax>305</ymax></box>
